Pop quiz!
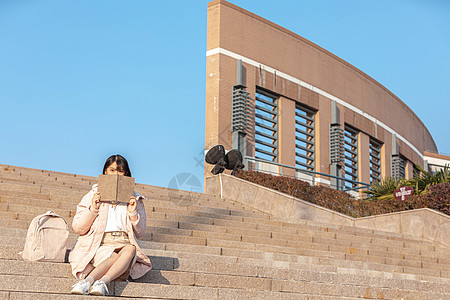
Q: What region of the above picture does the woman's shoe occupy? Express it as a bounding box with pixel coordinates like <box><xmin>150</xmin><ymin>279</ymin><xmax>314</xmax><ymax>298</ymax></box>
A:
<box><xmin>71</xmin><ymin>279</ymin><xmax>91</xmax><ymax>295</ymax></box>
<box><xmin>89</xmin><ymin>280</ymin><xmax>109</xmax><ymax>296</ymax></box>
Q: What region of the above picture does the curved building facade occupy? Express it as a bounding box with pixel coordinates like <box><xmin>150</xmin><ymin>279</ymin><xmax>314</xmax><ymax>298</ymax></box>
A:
<box><xmin>205</xmin><ymin>0</ymin><xmax>444</xmax><ymax>190</ymax></box>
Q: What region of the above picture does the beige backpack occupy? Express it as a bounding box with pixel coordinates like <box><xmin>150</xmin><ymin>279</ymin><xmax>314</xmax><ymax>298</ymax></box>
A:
<box><xmin>20</xmin><ymin>211</ymin><xmax>69</xmax><ymax>262</ymax></box>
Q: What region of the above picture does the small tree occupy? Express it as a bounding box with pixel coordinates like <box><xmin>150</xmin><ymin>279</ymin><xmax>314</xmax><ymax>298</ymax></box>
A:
<box><xmin>407</xmin><ymin>164</ymin><xmax>450</xmax><ymax>195</ymax></box>
<box><xmin>363</xmin><ymin>176</ymin><xmax>406</xmax><ymax>200</ymax></box>
<box><xmin>364</xmin><ymin>164</ymin><xmax>450</xmax><ymax>200</ymax></box>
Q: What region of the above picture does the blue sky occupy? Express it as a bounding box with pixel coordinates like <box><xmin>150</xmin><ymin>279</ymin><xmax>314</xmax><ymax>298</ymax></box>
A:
<box><xmin>0</xmin><ymin>0</ymin><xmax>449</xmax><ymax>190</ymax></box>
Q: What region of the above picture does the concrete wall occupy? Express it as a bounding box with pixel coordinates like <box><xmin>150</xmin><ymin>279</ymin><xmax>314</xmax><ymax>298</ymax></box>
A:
<box><xmin>206</xmin><ymin>174</ymin><xmax>450</xmax><ymax>249</ymax></box>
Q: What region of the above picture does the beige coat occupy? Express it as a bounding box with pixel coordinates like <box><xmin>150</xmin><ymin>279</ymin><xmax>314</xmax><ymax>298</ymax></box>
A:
<box><xmin>69</xmin><ymin>184</ymin><xmax>152</xmax><ymax>279</ymax></box>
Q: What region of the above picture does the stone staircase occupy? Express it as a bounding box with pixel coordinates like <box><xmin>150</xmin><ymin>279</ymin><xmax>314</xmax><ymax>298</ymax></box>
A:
<box><xmin>0</xmin><ymin>164</ymin><xmax>449</xmax><ymax>299</ymax></box>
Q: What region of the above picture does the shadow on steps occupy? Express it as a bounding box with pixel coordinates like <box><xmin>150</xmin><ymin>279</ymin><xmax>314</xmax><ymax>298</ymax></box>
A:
<box><xmin>65</xmin><ymin>249</ymin><xmax>179</xmax><ymax>285</ymax></box>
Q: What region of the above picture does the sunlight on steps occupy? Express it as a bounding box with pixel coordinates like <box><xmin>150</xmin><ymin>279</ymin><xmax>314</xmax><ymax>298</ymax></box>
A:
<box><xmin>1</xmin><ymin>164</ymin><xmax>449</xmax><ymax>299</ymax></box>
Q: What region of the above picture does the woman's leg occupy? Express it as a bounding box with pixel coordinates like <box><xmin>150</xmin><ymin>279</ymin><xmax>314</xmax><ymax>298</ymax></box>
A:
<box><xmin>86</xmin><ymin>252</ymin><xmax>120</xmax><ymax>282</ymax></box>
<box><xmin>88</xmin><ymin>244</ymin><xmax>136</xmax><ymax>284</ymax></box>
<box><xmin>78</xmin><ymin>263</ymin><xmax>95</xmax><ymax>280</ymax></box>
<box><xmin>101</xmin><ymin>244</ymin><xmax>136</xmax><ymax>283</ymax></box>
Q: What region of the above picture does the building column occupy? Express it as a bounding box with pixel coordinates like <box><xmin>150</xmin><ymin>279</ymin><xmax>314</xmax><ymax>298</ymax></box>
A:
<box><xmin>278</xmin><ymin>96</ymin><xmax>296</xmax><ymax>177</ymax></box>
<box><xmin>358</xmin><ymin>132</ymin><xmax>370</xmax><ymax>185</ymax></box>
<box><xmin>405</xmin><ymin>160</ymin><xmax>414</xmax><ymax>179</ymax></box>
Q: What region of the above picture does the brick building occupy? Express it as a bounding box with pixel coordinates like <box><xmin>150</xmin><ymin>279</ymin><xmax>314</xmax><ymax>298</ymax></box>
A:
<box><xmin>204</xmin><ymin>0</ymin><xmax>449</xmax><ymax>191</ymax></box>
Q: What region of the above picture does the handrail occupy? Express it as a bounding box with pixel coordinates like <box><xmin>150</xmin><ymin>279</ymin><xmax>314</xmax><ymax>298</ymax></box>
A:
<box><xmin>244</xmin><ymin>156</ymin><xmax>370</xmax><ymax>193</ymax></box>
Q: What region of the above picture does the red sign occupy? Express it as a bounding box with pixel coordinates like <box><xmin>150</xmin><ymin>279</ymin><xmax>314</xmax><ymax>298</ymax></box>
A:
<box><xmin>394</xmin><ymin>186</ymin><xmax>414</xmax><ymax>201</ymax></box>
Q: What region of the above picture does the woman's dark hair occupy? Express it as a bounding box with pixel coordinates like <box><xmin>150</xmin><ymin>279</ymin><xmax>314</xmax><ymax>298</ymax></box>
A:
<box><xmin>103</xmin><ymin>154</ymin><xmax>132</xmax><ymax>177</ymax></box>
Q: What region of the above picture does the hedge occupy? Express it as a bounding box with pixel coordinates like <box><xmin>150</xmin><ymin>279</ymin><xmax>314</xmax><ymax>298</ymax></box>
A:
<box><xmin>234</xmin><ymin>170</ymin><xmax>450</xmax><ymax>218</ymax></box>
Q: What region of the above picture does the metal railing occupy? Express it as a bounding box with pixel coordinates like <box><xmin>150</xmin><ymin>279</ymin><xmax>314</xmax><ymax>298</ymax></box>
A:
<box><xmin>244</xmin><ymin>156</ymin><xmax>370</xmax><ymax>195</ymax></box>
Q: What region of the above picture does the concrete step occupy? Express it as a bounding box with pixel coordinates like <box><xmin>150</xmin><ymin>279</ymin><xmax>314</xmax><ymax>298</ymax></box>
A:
<box><xmin>0</xmin><ymin>204</ymin><xmax>446</xmax><ymax>262</ymax></box>
<box><xmin>151</xmin><ymin>247</ymin><xmax>450</xmax><ymax>280</ymax></box>
<box><xmin>3</xmin><ymin>231</ymin><xmax>450</xmax><ymax>282</ymax></box>
<box><xmin>3</xmin><ymin>191</ymin><xmax>438</xmax><ymax>258</ymax></box>
<box><xmin>1</xmin><ymin>199</ymin><xmax>445</xmax><ymax>260</ymax></box>
<box><xmin>146</xmin><ymin>245</ymin><xmax>450</xmax><ymax>279</ymax></box>
<box><xmin>0</xmin><ymin>175</ymin><xmax>93</xmax><ymax>191</ymax></box>
<box><xmin>0</xmin><ymin>278</ymin><xmax>310</xmax><ymax>300</ymax></box>
<box><xmin>0</xmin><ymin>171</ymin><xmax>93</xmax><ymax>188</ymax></box>
<box><xmin>0</xmin><ymin>200</ymin><xmax>362</xmax><ymax>239</ymax></box>
<box><xmin>0</xmin><ymin>270</ymin><xmax>448</xmax><ymax>299</ymax></box>
<box><xmin>4</xmin><ymin>292</ymin><xmax>141</xmax><ymax>300</ymax></box>
<box><xmin>0</xmin><ymin>164</ymin><xmax>94</xmax><ymax>180</ymax></box>
<box><xmin>6</xmin><ymin>178</ymin><xmax>442</xmax><ymax>255</ymax></box>
<box><xmin>0</xmin><ymin>174</ymin><xmax>195</xmax><ymax>200</ymax></box>
<box><xmin>4</xmin><ymin>291</ymin><xmax>346</xmax><ymax>300</ymax></box>
<box><xmin>0</xmin><ymin>259</ymin><xmax>337</xmax><ymax>292</ymax></box>
<box><xmin>0</xmin><ymin>167</ymin><xmax>442</xmax><ymax>246</ymax></box>
<box><xmin>0</xmin><ymin>169</ymin><xmax>258</xmax><ymax>209</ymax></box>
<box><xmin>2</xmin><ymin>164</ymin><xmax>450</xmax><ymax>299</ymax></box>
<box><xmin>0</xmin><ymin>182</ymin><xmax>85</xmax><ymax>200</ymax></box>
<box><xmin>1</xmin><ymin>203</ymin><xmax>448</xmax><ymax>268</ymax></box>
<box><xmin>146</xmin><ymin>211</ymin><xmax>446</xmax><ymax>255</ymax></box>
<box><xmin>4</xmin><ymin>252</ymin><xmax>450</xmax><ymax>292</ymax></box>
<box><xmin>0</xmin><ymin>182</ymin><xmax>259</xmax><ymax>217</ymax></box>
<box><xmin>4</xmin><ymin>237</ymin><xmax>450</xmax><ymax>284</ymax></box>
<box><xmin>1</xmin><ymin>173</ymin><xmax>224</xmax><ymax>213</ymax></box>
<box><xmin>0</xmin><ymin>165</ymin><xmax>95</xmax><ymax>184</ymax></box>
<box><xmin>0</xmin><ymin>193</ymin><xmax>270</xmax><ymax>221</ymax></box>
<box><xmin>0</xmin><ymin>166</ymin><xmax>207</xmax><ymax>200</ymax></box>
<box><xmin>1</xmin><ymin>211</ymin><xmax>442</xmax><ymax>266</ymax></box>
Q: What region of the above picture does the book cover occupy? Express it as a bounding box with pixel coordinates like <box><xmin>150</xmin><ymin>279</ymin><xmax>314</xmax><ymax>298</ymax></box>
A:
<box><xmin>98</xmin><ymin>174</ymin><xmax>135</xmax><ymax>204</ymax></box>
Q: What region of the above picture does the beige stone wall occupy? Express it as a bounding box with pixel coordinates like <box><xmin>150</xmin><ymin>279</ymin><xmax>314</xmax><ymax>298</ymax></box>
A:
<box><xmin>205</xmin><ymin>0</ymin><xmax>437</xmax><ymax>183</ymax></box>
<box><xmin>206</xmin><ymin>174</ymin><xmax>450</xmax><ymax>249</ymax></box>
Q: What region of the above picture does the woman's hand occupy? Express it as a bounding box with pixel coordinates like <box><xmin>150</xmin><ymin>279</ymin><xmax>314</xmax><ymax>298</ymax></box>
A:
<box><xmin>128</xmin><ymin>196</ymin><xmax>137</xmax><ymax>213</ymax></box>
<box><xmin>91</xmin><ymin>192</ymin><xmax>101</xmax><ymax>210</ymax></box>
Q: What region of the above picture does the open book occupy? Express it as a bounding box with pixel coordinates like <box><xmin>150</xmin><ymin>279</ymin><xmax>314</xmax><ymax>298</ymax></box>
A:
<box><xmin>98</xmin><ymin>174</ymin><xmax>135</xmax><ymax>205</ymax></box>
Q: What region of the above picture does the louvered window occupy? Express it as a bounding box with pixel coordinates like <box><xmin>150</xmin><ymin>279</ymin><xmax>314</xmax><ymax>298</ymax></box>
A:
<box><xmin>254</xmin><ymin>90</ymin><xmax>278</xmax><ymax>162</ymax></box>
<box><xmin>295</xmin><ymin>104</ymin><xmax>315</xmax><ymax>171</ymax></box>
<box><xmin>391</xmin><ymin>155</ymin><xmax>406</xmax><ymax>179</ymax></box>
<box><xmin>344</xmin><ymin>126</ymin><xmax>358</xmax><ymax>189</ymax></box>
<box><xmin>369</xmin><ymin>138</ymin><xmax>382</xmax><ymax>183</ymax></box>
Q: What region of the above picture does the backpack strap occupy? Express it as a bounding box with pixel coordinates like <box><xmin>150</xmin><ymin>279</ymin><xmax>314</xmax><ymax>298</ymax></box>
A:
<box><xmin>37</xmin><ymin>211</ymin><xmax>67</xmax><ymax>227</ymax></box>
